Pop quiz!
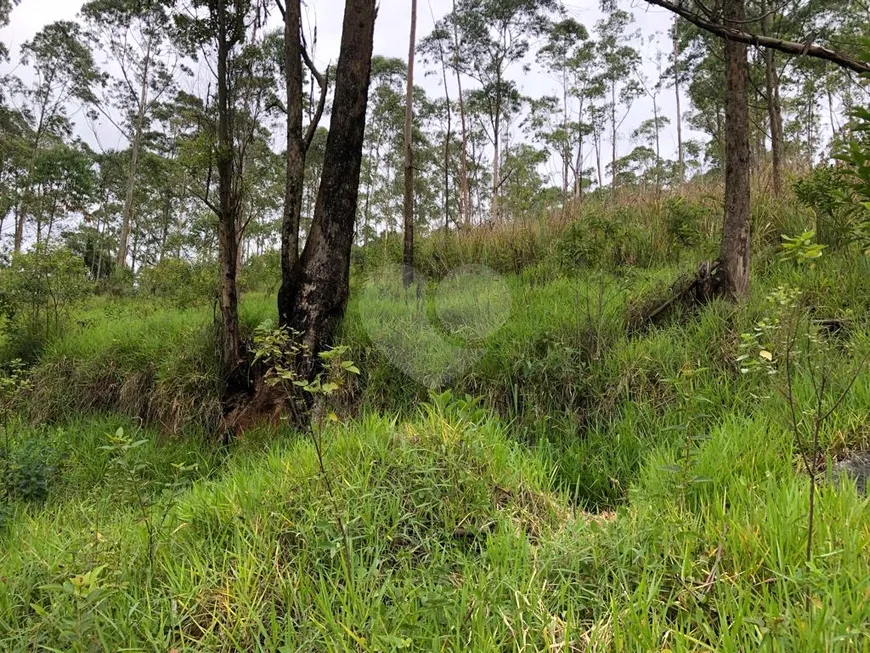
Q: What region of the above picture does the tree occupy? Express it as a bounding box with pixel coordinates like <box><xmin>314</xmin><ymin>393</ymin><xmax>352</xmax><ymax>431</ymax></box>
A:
<box><xmin>275</xmin><ymin>0</ymin><xmax>328</xmax><ymax>326</ymax></box>
<box><xmin>594</xmin><ymin>9</ymin><xmax>642</xmax><ymax>190</ymax></box>
<box><xmin>403</xmin><ymin>0</ymin><xmax>418</xmax><ymax>287</ymax></box>
<box><xmin>81</xmin><ymin>0</ymin><xmax>177</xmax><ymax>269</ymax></box>
<box><xmin>281</xmin><ymin>0</ymin><xmax>377</xmax><ymax>354</ymax></box>
<box><xmin>537</xmin><ymin>18</ymin><xmax>592</xmax><ymax>202</ymax></box>
<box><xmin>718</xmin><ymin>0</ymin><xmax>752</xmax><ymax>299</ymax></box>
<box><xmin>173</xmin><ymin>0</ymin><xmax>275</xmax><ymax>375</ymax></box>
<box><xmin>13</xmin><ymin>21</ymin><xmax>100</xmax><ymax>252</ymax></box>
<box><xmin>444</xmin><ymin>0</ymin><xmax>556</xmax><ymax>219</ymax></box>
<box><xmin>645</xmin><ymin>0</ymin><xmax>869</xmax><ymax>299</ymax></box>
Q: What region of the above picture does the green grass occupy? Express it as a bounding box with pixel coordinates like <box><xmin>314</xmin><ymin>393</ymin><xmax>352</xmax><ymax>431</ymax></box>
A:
<box><xmin>1</xmin><ymin>394</ymin><xmax>868</xmax><ymax>650</ymax></box>
<box><xmin>2</xmin><ymin>187</ymin><xmax>870</xmax><ymax>650</ymax></box>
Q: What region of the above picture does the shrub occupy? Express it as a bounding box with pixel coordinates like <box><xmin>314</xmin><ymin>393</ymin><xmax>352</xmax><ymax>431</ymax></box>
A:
<box><xmin>0</xmin><ymin>246</ymin><xmax>92</xmax><ymax>360</ymax></box>
<box><xmin>138</xmin><ymin>258</ymin><xmax>218</xmax><ymax>307</ymax></box>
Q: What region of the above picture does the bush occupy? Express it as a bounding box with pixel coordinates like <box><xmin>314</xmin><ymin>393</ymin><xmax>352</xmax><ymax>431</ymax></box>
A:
<box><xmin>138</xmin><ymin>258</ymin><xmax>218</xmax><ymax>307</ymax></box>
<box><xmin>0</xmin><ymin>246</ymin><xmax>92</xmax><ymax>360</ymax></box>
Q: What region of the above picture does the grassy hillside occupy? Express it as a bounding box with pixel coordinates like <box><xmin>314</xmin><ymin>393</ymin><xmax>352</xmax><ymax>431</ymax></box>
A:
<box><xmin>2</xmin><ymin>185</ymin><xmax>870</xmax><ymax>650</ymax></box>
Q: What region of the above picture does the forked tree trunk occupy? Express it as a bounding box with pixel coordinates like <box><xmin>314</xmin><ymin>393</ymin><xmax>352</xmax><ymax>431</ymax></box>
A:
<box><xmin>284</xmin><ymin>0</ymin><xmax>377</xmax><ymax>354</ymax></box>
<box><xmin>719</xmin><ymin>0</ymin><xmax>751</xmax><ymax>300</ymax></box>
<box><xmin>402</xmin><ymin>0</ymin><xmax>417</xmax><ymax>287</ymax></box>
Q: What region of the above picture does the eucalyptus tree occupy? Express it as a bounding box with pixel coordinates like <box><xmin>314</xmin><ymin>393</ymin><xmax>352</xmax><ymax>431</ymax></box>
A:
<box><xmin>13</xmin><ymin>21</ymin><xmax>100</xmax><ymax>252</ymax></box>
<box><xmin>594</xmin><ymin>9</ymin><xmax>642</xmax><ymax>189</ymax></box>
<box><xmin>172</xmin><ymin>0</ymin><xmax>276</xmax><ymax>374</ymax></box>
<box><xmin>81</xmin><ymin>0</ymin><xmax>177</xmax><ymax>268</ymax></box>
<box><xmin>440</xmin><ymin>0</ymin><xmax>557</xmax><ymax>219</ymax></box>
<box><xmin>359</xmin><ymin>56</ymin><xmax>406</xmax><ymax>244</ymax></box>
<box><xmin>537</xmin><ymin>17</ymin><xmax>591</xmax><ymax>201</ymax></box>
<box><xmin>25</xmin><ymin>142</ymin><xmax>96</xmax><ymax>247</ymax></box>
<box><xmin>646</xmin><ymin>0</ymin><xmax>870</xmax><ymax>300</ymax></box>
<box><xmin>273</xmin><ymin>0</ymin><xmax>328</xmax><ymax>322</ymax></box>
<box><xmin>403</xmin><ymin>0</ymin><xmax>418</xmax><ymax>286</ymax></box>
<box><xmin>280</xmin><ymin>0</ymin><xmax>377</xmax><ymax>353</ymax></box>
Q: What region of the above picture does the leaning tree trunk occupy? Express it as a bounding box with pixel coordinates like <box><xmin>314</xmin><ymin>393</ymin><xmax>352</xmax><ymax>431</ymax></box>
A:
<box><xmin>402</xmin><ymin>0</ymin><xmax>417</xmax><ymax>287</ymax></box>
<box><xmin>277</xmin><ymin>0</ymin><xmax>306</xmax><ymax>326</ymax></box>
<box><xmin>719</xmin><ymin>0</ymin><xmax>751</xmax><ymax>300</ymax></box>
<box><xmin>284</xmin><ymin>0</ymin><xmax>377</xmax><ymax>355</ymax></box>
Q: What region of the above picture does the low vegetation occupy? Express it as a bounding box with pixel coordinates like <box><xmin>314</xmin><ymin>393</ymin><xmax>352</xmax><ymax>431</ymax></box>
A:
<box><xmin>2</xmin><ymin>180</ymin><xmax>870</xmax><ymax>650</ymax></box>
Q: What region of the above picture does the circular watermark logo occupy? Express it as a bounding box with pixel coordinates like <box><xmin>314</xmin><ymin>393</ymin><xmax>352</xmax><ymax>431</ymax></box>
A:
<box><xmin>358</xmin><ymin>264</ymin><xmax>512</xmax><ymax>388</ymax></box>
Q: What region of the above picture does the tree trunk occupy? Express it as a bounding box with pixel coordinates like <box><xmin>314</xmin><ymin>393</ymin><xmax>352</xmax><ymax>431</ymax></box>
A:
<box><xmin>452</xmin><ymin>0</ymin><xmax>471</xmax><ymax>227</ymax></box>
<box><xmin>285</xmin><ymin>0</ymin><xmax>377</xmax><ymax>355</ymax></box>
<box><xmin>610</xmin><ymin>81</ymin><xmax>617</xmax><ymax>189</ymax></box>
<box><xmin>277</xmin><ymin>0</ymin><xmax>306</xmax><ymax>326</ymax></box>
<box><xmin>216</xmin><ymin>0</ymin><xmax>241</xmax><ymax>373</ymax></box>
<box><xmin>13</xmin><ymin>202</ymin><xmax>23</xmax><ymax>253</ymax></box>
<box><xmin>673</xmin><ymin>21</ymin><xmax>684</xmax><ymax>182</ymax></box>
<box><xmin>491</xmin><ymin>110</ymin><xmax>500</xmax><ymax>221</ymax></box>
<box><xmin>402</xmin><ymin>0</ymin><xmax>417</xmax><ymax>287</ymax></box>
<box><xmin>719</xmin><ymin>0</ymin><xmax>751</xmax><ymax>300</ymax></box>
<box><xmin>116</xmin><ymin>32</ymin><xmax>153</xmax><ymax>268</ymax></box>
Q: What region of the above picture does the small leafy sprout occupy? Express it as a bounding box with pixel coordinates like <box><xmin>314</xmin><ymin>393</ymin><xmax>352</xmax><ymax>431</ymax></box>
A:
<box><xmin>779</xmin><ymin>230</ymin><xmax>826</xmax><ymax>267</ymax></box>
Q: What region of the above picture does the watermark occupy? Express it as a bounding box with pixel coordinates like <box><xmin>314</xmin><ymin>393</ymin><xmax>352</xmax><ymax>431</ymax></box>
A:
<box><xmin>357</xmin><ymin>264</ymin><xmax>512</xmax><ymax>388</ymax></box>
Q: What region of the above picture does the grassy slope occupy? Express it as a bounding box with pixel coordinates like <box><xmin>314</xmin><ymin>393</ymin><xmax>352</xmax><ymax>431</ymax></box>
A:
<box><xmin>2</xmin><ymin>190</ymin><xmax>870</xmax><ymax>650</ymax></box>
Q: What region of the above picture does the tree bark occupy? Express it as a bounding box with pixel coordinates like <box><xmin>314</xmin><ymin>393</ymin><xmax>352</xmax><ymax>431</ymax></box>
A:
<box><xmin>215</xmin><ymin>0</ymin><xmax>241</xmax><ymax>373</ymax></box>
<box><xmin>277</xmin><ymin>0</ymin><xmax>305</xmax><ymax>326</ymax></box>
<box><xmin>285</xmin><ymin>0</ymin><xmax>377</xmax><ymax>355</ymax></box>
<box><xmin>763</xmin><ymin>46</ymin><xmax>783</xmax><ymax>195</ymax></box>
<box><xmin>402</xmin><ymin>0</ymin><xmax>417</xmax><ymax>287</ymax></box>
<box><xmin>719</xmin><ymin>0</ymin><xmax>751</xmax><ymax>300</ymax></box>
<box><xmin>673</xmin><ymin>20</ymin><xmax>684</xmax><ymax>182</ymax></box>
<box><xmin>451</xmin><ymin>0</ymin><xmax>471</xmax><ymax>226</ymax></box>
<box><xmin>116</xmin><ymin>32</ymin><xmax>153</xmax><ymax>269</ymax></box>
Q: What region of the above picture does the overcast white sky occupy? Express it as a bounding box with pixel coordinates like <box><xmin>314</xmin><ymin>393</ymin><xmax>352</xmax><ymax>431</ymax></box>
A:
<box><xmin>0</xmin><ymin>0</ymin><xmax>701</xmax><ymax>182</ymax></box>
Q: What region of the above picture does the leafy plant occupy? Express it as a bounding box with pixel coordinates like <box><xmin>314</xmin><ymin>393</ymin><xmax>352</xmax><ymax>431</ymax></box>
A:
<box><xmin>100</xmin><ymin>426</ymin><xmax>197</xmax><ymax>572</ymax></box>
<box><xmin>253</xmin><ymin>324</ymin><xmax>361</xmax><ymax>581</ymax></box>
<box><xmin>662</xmin><ymin>364</ymin><xmax>712</xmax><ymax>509</ymax></box>
<box><xmin>0</xmin><ymin>246</ymin><xmax>92</xmax><ymax>359</ymax></box>
<box><xmin>779</xmin><ymin>230</ymin><xmax>825</xmax><ymax>267</ymax></box>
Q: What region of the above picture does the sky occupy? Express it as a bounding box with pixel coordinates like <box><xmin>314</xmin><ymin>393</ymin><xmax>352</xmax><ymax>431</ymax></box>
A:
<box><xmin>0</xmin><ymin>0</ymin><xmax>702</xmax><ymax>185</ymax></box>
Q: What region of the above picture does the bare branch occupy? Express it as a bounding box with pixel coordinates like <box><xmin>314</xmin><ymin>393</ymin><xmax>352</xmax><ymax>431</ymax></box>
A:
<box><xmin>643</xmin><ymin>0</ymin><xmax>870</xmax><ymax>75</ymax></box>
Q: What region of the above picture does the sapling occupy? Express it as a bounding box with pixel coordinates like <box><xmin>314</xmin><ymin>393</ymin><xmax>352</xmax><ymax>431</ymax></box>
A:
<box><xmin>253</xmin><ymin>324</ymin><xmax>361</xmax><ymax>583</ymax></box>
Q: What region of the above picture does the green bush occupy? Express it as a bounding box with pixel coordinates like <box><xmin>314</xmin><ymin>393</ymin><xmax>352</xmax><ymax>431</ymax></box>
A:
<box><xmin>0</xmin><ymin>246</ymin><xmax>92</xmax><ymax>361</ymax></box>
<box><xmin>138</xmin><ymin>258</ymin><xmax>218</xmax><ymax>307</ymax></box>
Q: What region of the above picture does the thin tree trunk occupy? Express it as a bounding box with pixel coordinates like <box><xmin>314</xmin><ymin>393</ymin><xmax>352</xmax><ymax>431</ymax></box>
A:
<box><xmin>491</xmin><ymin>109</ymin><xmax>500</xmax><ymax>220</ymax></box>
<box><xmin>719</xmin><ymin>0</ymin><xmax>751</xmax><ymax>300</ymax></box>
<box><xmin>278</xmin><ymin>0</ymin><xmax>306</xmax><ymax>326</ymax></box>
<box><xmin>117</xmin><ymin>32</ymin><xmax>153</xmax><ymax>268</ymax></box>
<box><xmin>673</xmin><ymin>21</ymin><xmax>684</xmax><ymax>182</ymax></box>
<box><xmin>216</xmin><ymin>0</ymin><xmax>241</xmax><ymax>373</ymax></box>
<box><xmin>763</xmin><ymin>43</ymin><xmax>783</xmax><ymax>196</ymax></box>
<box><xmin>402</xmin><ymin>0</ymin><xmax>417</xmax><ymax>287</ymax></box>
<box><xmin>610</xmin><ymin>82</ymin><xmax>617</xmax><ymax>188</ymax></box>
<box><xmin>285</xmin><ymin>0</ymin><xmax>377</xmax><ymax>354</ymax></box>
<box><xmin>432</xmin><ymin>11</ymin><xmax>452</xmax><ymax>231</ymax></box>
<box><xmin>451</xmin><ymin>0</ymin><xmax>471</xmax><ymax>227</ymax></box>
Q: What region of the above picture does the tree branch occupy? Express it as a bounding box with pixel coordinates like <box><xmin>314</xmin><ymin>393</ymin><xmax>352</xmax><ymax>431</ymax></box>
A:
<box><xmin>644</xmin><ymin>0</ymin><xmax>870</xmax><ymax>75</ymax></box>
<box><xmin>301</xmin><ymin>28</ymin><xmax>328</xmax><ymax>154</ymax></box>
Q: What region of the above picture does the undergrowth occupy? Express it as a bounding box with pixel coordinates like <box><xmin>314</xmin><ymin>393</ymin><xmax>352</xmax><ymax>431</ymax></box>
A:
<box><xmin>2</xmin><ymin>181</ymin><xmax>869</xmax><ymax>650</ymax></box>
